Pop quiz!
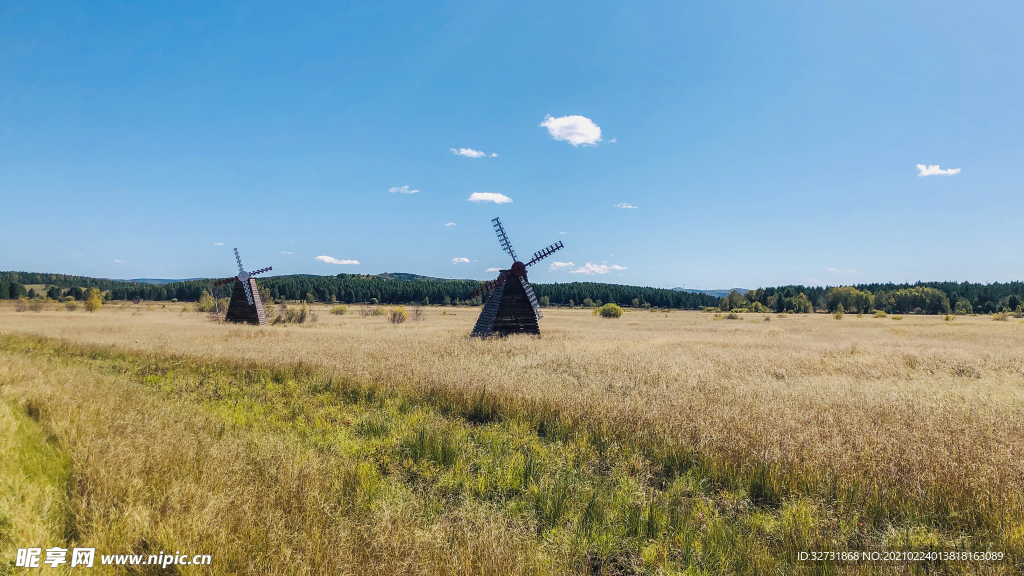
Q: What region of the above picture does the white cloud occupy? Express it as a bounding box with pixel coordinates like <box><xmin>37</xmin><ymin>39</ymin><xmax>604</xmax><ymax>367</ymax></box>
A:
<box><xmin>559</xmin><ymin>231</ymin><xmax>566</xmax><ymax>235</ymax></box>
<box><xmin>214</xmin><ymin>242</ymin><xmax>224</xmax><ymax>246</ymax></box>
<box><xmin>540</xmin><ymin>115</ymin><xmax>602</xmax><ymax>146</ymax></box>
<box><xmin>467</xmin><ymin>192</ymin><xmax>512</xmax><ymax>204</ymax></box>
<box><xmin>389</xmin><ymin>185</ymin><xmax>420</xmax><ymax>194</ymax></box>
<box><xmin>826</xmin><ymin>267</ymin><xmax>857</xmax><ymax>273</ymax></box>
<box><xmin>444</xmin><ymin>222</ymin><xmax>457</xmax><ymax>226</ymax></box>
<box><xmin>486</xmin><ymin>267</ymin><xmax>501</xmax><ymax>272</ymax></box>
<box><xmin>452</xmin><ymin>257</ymin><xmax>470</xmax><ymax>263</ymax></box>
<box><xmin>614</xmin><ymin>203</ymin><xmax>637</xmax><ymax>209</ymax></box>
<box><xmin>450</xmin><ymin>148</ymin><xmax>489</xmax><ymax>158</ymax></box>
<box><xmin>916</xmin><ymin>164</ymin><xmax>961</xmax><ymax>176</ymax></box>
<box><xmin>491</xmin><ymin>153</ymin><xmax>498</xmax><ymax>157</ymax></box>
<box><xmin>113</xmin><ymin>259</ymin><xmax>123</xmax><ymax>263</ymax></box>
<box><xmin>316</xmin><ymin>255</ymin><xmax>360</xmax><ymax>265</ymax></box>
<box><xmin>569</xmin><ymin>263</ymin><xmax>627</xmax><ymax>275</ymax></box>
<box><xmin>278</xmin><ymin>251</ymin><xmax>294</xmax><ymax>255</ymax></box>
<box><xmin>609</xmin><ymin>138</ymin><xmax>617</xmax><ymax>143</ymax></box>
<box><xmin>550</xmin><ymin>261</ymin><xmax>574</xmax><ymax>271</ymax></box>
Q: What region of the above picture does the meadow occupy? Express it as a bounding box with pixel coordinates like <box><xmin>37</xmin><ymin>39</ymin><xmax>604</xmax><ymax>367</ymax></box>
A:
<box><xmin>1</xmin><ymin>301</ymin><xmax>1022</xmax><ymax>574</ymax></box>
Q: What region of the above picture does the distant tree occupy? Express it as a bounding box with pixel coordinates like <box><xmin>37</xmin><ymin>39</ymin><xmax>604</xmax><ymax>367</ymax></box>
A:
<box><xmin>582</xmin><ymin>297</ymin><xmax>595</xmax><ymax>308</ymax></box>
<box><xmin>196</xmin><ymin>290</ymin><xmax>216</xmax><ymax>312</ymax></box>
<box><xmin>46</xmin><ymin>285</ymin><xmax>62</xmax><ymax>300</ymax></box>
<box><xmin>632</xmin><ymin>298</ymin><xmax>640</xmax><ymax>307</ymax></box>
<box><xmin>84</xmin><ymin>288</ymin><xmax>103</xmax><ymax>312</ymax></box>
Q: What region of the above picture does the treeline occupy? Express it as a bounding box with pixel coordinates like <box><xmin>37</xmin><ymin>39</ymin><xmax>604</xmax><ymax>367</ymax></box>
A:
<box><xmin>0</xmin><ymin>271</ymin><xmax>717</xmax><ymax>309</ymax></box>
<box><xmin>4</xmin><ymin>271</ymin><xmax>1022</xmax><ymax>314</ymax></box>
<box><xmin>733</xmin><ymin>281</ymin><xmax>1024</xmax><ymax>315</ymax></box>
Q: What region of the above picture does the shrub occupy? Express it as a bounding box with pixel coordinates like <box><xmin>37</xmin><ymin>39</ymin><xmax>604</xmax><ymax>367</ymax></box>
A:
<box><xmin>65</xmin><ymin>301</ymin><xmax>78</xmax><ymax>311</ymax></box>
<box><xmin>993</xmin><ymin>311</ymin><xmax>1010</xmax><ymax>322</ymax></box>
<box><xmin>389</xmin><ymin>307</ymin><xmax>409</xmax><ymax>324</ymax></box>
<box><xmin>702</xmin><ymin>307</ymin><xmax>720</xmax><ymax>313</ymax></box>
<box><xmin>272</xmin><ymin>303</ymin><xmax>313</xmax><ymax>325</ymax></box>
<box><xmin>84</xmin><ymin>288</ymin><xmax>103</xmax><ymax>312</ymax></box>
<box><xmin>28</xmin><ymin>299</ymin><xmax>43</xmax><ymax>312</ymax></box>
<box><xmin>582</xmin><ymin>298</ymin><xmax>595</xmax><ymax>308</ymax></box>
<box><xmin>330</xmin><ymin>305</ymin><xmax>349</xmax><ymax>315</ymax></box>
<box><xmin>592</xmin><ymin>303</ymin><xmax>623</xmax><ymax>318</ymax></box>
<box><xmin>943</xmin><ymin>314</ymin><xmax>954</xmax><ymax>322</ymax></box>
<box><xmin>725</xmin><ymin>312</ymin><xmax>740</xmax><ymax>320</ymax></box>
<box><xmin>891</xmin><ymin>315</ymin><xmax>903</xmax><ymax>321</ymax></box>
<box><xmin>763</xmin><ymin>315</ymin><xmax>771</xmax><ymax>322</ymax></box>
<box><xmin>196</xmin><ymin>290</ymin><xmax>217</xmax><ymax>312</ymax></box>
<box><xmin>873</xmin><ymin>311</ymin><xmax>887</xmax><ymax>318</ymax></box>
<box><xmin>833</xmin><ymin>304</ymin><xmax>844</xmax><ymax>320</ymax></box>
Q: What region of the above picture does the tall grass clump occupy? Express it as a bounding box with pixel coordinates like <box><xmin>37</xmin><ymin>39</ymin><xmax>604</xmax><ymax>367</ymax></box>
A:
<box><xmin>331</xmin><ymin>304</ymin><xmax>349</xmax><ymax>315</ymax></box>
<box><xmin>389</xmin><ymin>307</ymin><xmax>408</xmax><ymax>324</ymax></box>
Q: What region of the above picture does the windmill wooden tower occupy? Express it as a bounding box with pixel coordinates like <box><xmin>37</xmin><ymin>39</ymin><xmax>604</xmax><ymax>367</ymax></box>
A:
<box><xmin>212</xmin><ymin>248</ymin><xmax>272</xmax><ymax>325</ymax></box>
<box><xmin>471</xmin><ymin>217</ymin><xmax>563</xmax><ymax>337</ymax></box>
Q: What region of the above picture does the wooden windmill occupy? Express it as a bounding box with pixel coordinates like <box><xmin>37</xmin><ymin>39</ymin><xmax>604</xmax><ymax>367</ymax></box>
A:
<box><xmin>471</xmin><ymin>217</ymin><xmax>563</xmax><ymax>337</ymax></box>
<box><xmin>213</xmin><ymin>248</ymin><xmax>272</xmax><ymax>325</ymax></box>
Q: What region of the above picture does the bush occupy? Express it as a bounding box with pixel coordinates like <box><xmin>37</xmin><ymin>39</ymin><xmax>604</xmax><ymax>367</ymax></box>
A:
<box><xmin>196</xmin><ymin>290</ymin><xmax>216</xmax><ymax>312</ymax></box>
<box><xmin>582</xmin><ymin>298</ymin><xmax>595</xmax><ymax>308</ymax></box>
<box><xmin>993</xmin><ymin>311</ymin><xmax>1010</xmax><ymax>322</ymax></box>
<box><xmin>65</xmin><ymin>301</ymin><xmax>78</xmax><ymax>312</ymax></box>
<box><xmin>873</xmin><ymin>311</ymin><xmax>887</xmax><ymax>318</ymax></box>
<box><xmin>891</xmin><ymin>315</ymin><xmax>903</xmax><ymax>321</ymax></box>
<box><xmin>702</xmin><ymin>307</ymin><xmax>720</xmax><ymax>313</ymax></box>
<box><xmin>591</xmin><ymin>303</ymin><xmax>623</xmax><ymax>318</ymax></box>
<box><xmin>330</xmin><ymin>305</ymin><xmax>349</xmax><ymax>315</ymax></box>
<box><xmin>84</xmin><ymin>288</ymin><xmax>103</xmax><ymax>312</ymax></box>
<box><xmin>833</xmin><ymin>304</ymin><xmax>844</xmax><ymax>320</ymax></box>
<box><xmin>28</xmin><ymin>299</ymin><xmax>43</xmax><ymax>312</ymax></box>
<box><xmin>272</xmin><ymin>303</ymin><xmax>313</xmax><ymax>325</ymax></box>
<box><xmin>389</xmin><ymin>307</ymin><xmax>409</xmax><ymax>324</ymax></box>
<box><xmin>724</xmin><ymin>312</ymin><xmax>740</xmax><ymax>320</ymax></box>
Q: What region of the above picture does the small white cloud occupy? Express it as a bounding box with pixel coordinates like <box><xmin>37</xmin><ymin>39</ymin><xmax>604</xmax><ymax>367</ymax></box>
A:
<box><xmin>468</xmin><ymin>192</ymin><xmax>512</xmax><ymax>204</ymax></box>
<box><xmin>486</xmin><ymin>267</ymin><xmax>501</xmax><ymax>272</ymax></box>
<box><xmin>452</xmin><ymin>257</ymin><xmax>470</xmax><ymax>264</ymax></box>
<box><xmin>389</xmin><ymin>185</ymin><xmax>420</xmax><ymax>194</ymax></box>
<box><xmin>540</xmin><ymin>114</ymin><xmax>602</xmax><ymax>146</ymax></box>
<box><xmin>490</xmin><ymin>153</ymin><xmax>498</xmax><ymax>157</ymax></box>
<box><xmin>826</xmin><ymin>267</ymin><xmax>857</xmax><ymax>273</ymax></box>
<box><xmin>559</xmin><ymin>231</ymin><xmax>566</xmax><ymax>235</ymax></box>
<box><xmin>113</xmin><ymin>259</ymin><xmax>123</xmax><ymax>263</ymax></box>
<box><xmin>214</xmin><ymin>242</ymin><xmax>224</xmax><ymax>246</ymax></box>
<box><xmin>569</xmin><ymin>263</ymin><xmax>627</xmax><ymax>275</ymax></box>
<box><xmin>609</xmin><ymin>138</ymin><xmax>617</xmax><ymax>143</ymax></box>
<box><xmin>278</xmin><ymin>251</ymin><xmax>294</xmax><ymax>255</ymax></box>
<box><xmin>614</xmin><ymin>203</ymin><xmax>637</xmax><ymax>209</ymax></box>
<box><xmin>450</xmin><ymin>148</ymin><xmax>489</xmax><ymax>158</ymax></box>
<box><xmin>916</xmin><ymin>164</ymin><xmax>961</xmax><ymax>176</ymax></box>
<box><xmin>316</xmin><ymin>255</ymin><xmax>360</xmax><ymax>265</ymax></box>
<box><xmin>550</xmin><ymin>261</ymin><xmax>574</xmax><ymax>271</ymax></box>
<box><xmin>444</xmin><ymin>222</ymin><xmax>457</xmax><ymax>226</ymax></box>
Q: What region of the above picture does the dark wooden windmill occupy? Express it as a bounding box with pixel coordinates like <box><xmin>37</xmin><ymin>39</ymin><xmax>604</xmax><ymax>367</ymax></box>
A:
<box><xmin>212</xmin><ymin>248</ymin><xmax>272</xmax><ymax>325</ymax></box>
<box><xmin>470</xmin><ymin>217</ymin><xmax>563</xmax><ymax>337</ymax></box>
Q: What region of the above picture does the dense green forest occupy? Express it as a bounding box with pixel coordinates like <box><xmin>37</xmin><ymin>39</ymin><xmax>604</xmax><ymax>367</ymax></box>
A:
<box><xmin>0</xmin><ymin>271</ymin><xmax>717</xmax><ymax>309</ymax></box>
<box><xmin>3</xmin><ymin>271</ymin><xmax>1023</xmax><ymax>314</ymax></box>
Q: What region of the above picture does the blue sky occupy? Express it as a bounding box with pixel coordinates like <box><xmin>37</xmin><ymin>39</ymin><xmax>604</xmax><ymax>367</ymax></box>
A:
<box><xmin>1</xmin><ymin>1</ymin><xmax>1021</xmax><ymax>289</ymax></box>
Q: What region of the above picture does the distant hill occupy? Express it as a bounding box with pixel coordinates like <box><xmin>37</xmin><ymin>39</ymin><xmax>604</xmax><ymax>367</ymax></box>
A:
<box><xmin>377</xmin><ymin>272</ymin><xmax>449</xmax><ymax>282</ymax></box>
<box><xmin>673</xmin><ymin>287</ymin><xmax>749</xmax><ymax>298</ymax></box>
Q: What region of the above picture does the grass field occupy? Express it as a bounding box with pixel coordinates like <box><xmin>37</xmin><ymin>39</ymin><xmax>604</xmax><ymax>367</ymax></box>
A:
<box><xmin>1</xmin><ymin>301</ymin><xmax>1022</xmax><ymax>574</ymax></box>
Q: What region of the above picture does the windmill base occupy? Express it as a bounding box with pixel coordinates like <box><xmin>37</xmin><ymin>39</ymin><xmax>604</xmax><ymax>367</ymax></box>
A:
<box><xmin>471</xmin><ymin>275</ymin><xmax>540</xmax><ymax>337</ymax></box>
<box><xmin>224</xmin><ymin>278</ymin><xmax>268</xmax><ymax>325</ymax></box>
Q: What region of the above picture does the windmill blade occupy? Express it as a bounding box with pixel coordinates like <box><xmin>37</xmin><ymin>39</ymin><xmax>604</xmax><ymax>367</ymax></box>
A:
<box><xmin>241</xmin><ymin>278</ymin><xmax>254</xmax><ymax>305</ymax></box>
<box><xmin>525</xmin><ymin>241</ymin><xmax>564</xmax><ymax>267</ymax></box>
<box><xmin>470</xmin><ymin>272</ymin><xmax>507</xmax><ymax>299</ymax></box>
<box><xmin>519</xmin><ymin>277</ymin><xmax>542</xmax><ymax>320</ymax></box>
<box><xmin>234</xmin><ymin>248</ymin><xmax>245</xmax><ymax>275</ymax></box>
<box><xmin>213</xmin><ymin>277</ymin><xmax>237</xmax><ymax>287</ymax></box>
<box><xmin>492</xmin><ymin>217</ymin><xmax>517</xmax><ymax>261</ymax></box>
<box><xmin>250</xmin><ymin>266</ymin><xmax>272</xmax><ymax>276</ymax></box>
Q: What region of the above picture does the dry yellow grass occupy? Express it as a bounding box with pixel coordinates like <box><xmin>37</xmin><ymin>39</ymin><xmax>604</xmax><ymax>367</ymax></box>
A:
<box><xmin>2</xmin><ymin>302</ymin><xmax>1023</xmax><ymax>573</ymax></box>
